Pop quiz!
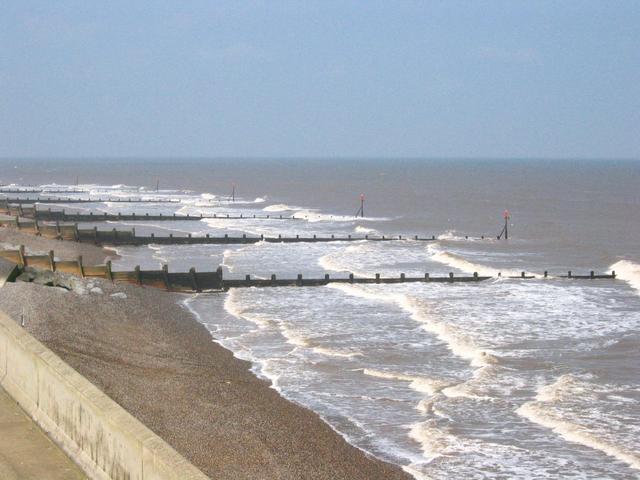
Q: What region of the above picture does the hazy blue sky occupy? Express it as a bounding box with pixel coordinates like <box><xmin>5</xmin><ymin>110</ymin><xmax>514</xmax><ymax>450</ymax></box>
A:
<box><xmin>1</xmin><ymin>1</ymin><xmax>638</xmax><ymax>159</ymax></box>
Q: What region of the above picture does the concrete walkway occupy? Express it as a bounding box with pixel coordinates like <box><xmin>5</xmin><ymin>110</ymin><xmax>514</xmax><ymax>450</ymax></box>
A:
<box><xmin>0</xmin><ymin>386</ymin><xmax>86</xmax><ymax>479</ymax></box>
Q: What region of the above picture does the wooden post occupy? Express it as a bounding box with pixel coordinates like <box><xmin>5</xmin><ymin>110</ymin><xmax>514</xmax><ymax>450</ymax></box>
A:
<box><xmin>297</xmin><ymin>274</ymin><xmax>303</xmax><ymax>286</ymax></box>
<box><xmin>400</xmin><ymin>273</ymin><xmax>405</xmax><ymax>281</ymax></box>
<box><xmin>425</xmin><ymin>273</ymin><xmax>430</xmax><ymax>280</ymax></box>
<box><xmin>189</xmin><ymin>267</ymin><xmax>200</xmax><ymax>292</ymax></box>
<box><xmin>17</xmin><ymin>245</ymin><xmax>25</xmax><ymax>266</ymax></box>
<box><xmin>271</xmin><ymin>274</ymin><xmax>276</xmax><ymax>284</ymax></box>
<box><xmin>474</xmin><ymin>272</ymin><xmax>478</xmax><ymax>280</ymax></box>
<box><xmin>15</xmin><ymin>215</ymin><xmax>20</xmax><ymax>229</ymax></box>
<box><xmin>162</xmin><ymin>264</ymin><xmax>170</xmax><ymax>290</ymax></box>
<box><xmin>349</xmin><ymin>273</ymin><xmax>354</xmax><ymax>283</ymax></box>
<box><xmin>544</xmin><ymin>271</ymin><xmax>548</xmax><ymax>278</ymax></box>
<box><xmin>568</xmin><ymin>271</ymin><xmax>572</xmax><ymax>278</ymax></box>
<box><xmin>590</xmin><ymin>270</ymin><xmax>595</xmax><ymax>279</ymax></box>
<box><xmin>34</xmin><ymin>220</ymin><xmax>40</xmax><ymax>236</ymax></box>
<box><xmin>106</xmin><ymin>260</ymin><xmax>113</xmax><ymax>282</ymax></box>
<box><xmin>74</xmin><ymin>223</ymin><xmax>79</xmax><ymax>241</ymax></box>
<box><xmin>48</xmin><ymin>250</ymin><xmax>56</xmax><ymax>271</ymax></box>
<box><xmin>376</xmin><ymin>273</ymin><xmax>380</xmax><ymax>283</ymax></box>
<box><xmin>449</xmin><ymin>272</ymin><xmax>454</xmax><ymax>282</ymax></box>
<box><xmin>521</xmin><ymin>271</ymin><xmax>525</xmax><ymax>278</ymax></box>
<box><xmin>78</xmin><ymin>256</ymin><xmax>85</xmax><ymax>278</ymax></box>
<box><xmin>612</xmin><ymin>270</ymin><xmax>616</xmax><ymax>279</ymax></box>
<box><xmin>135</xmin><ymin>265</ymin><xmax>142</xmax><ymax>285</ymax></box>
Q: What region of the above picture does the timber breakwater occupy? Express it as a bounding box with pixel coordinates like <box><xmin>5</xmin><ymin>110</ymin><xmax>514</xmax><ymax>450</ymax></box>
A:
<box><xmin>0</xmin><ymin>215</ymin><xmax>431</xmax><ymax>245</ymax></box>
<box><xmin>0</xmin><ymin>246</ymin><xmax>617</xmax><ymax>293</ymax></box>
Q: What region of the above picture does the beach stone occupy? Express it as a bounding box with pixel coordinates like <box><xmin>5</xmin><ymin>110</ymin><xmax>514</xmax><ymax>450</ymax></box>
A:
<box><xmin>17</xmin><ymin>267</ymin><xmax>55</xmax><ymax>286</ymax></box>
<box><xmin>110</xmin><ymin>292</ymin><xmax>127</xmax><ymax>299</ymax></box>
<box><xmin>90</xmin><ymin>287</ymin><xmax>104</xmax><ymax>295</ymax></box>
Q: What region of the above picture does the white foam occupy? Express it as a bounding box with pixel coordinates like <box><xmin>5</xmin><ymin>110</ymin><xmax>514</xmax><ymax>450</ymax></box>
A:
<box><xmin>426</xmin><ymin>244</ymin><xmax>533</xmax><ymax>278</ymax></box>
<box><xmin>311</xmin><ymin>346</ymin><xmax>363</xmax><ymax>359</ymax></box>
<box><xmin>355</xmin><ymin>225</ymin><xmax>376</xmax><ymax>234</ymax></box>
<box><xmin>263</xmin><ymin>203</ymin><xmax>297</xmax><ymax>212</ymax></box>
<box><xmin>363</xmin><ymin>369</ymin><xmax>449</xmax><ymax>396</ymax></box>
<box><xmin>610</xmin><ymin>259</ymin><xmax>640</xmax><ymax>294</ymax></box>
<box><xmin>331</xmin><ymin>283</ymin><xmax>498</xmax><ymax>369</ymax></box>
<box><xmin>517</xmin><ymin>375</ymin><xmax>640</xmax><ymax>471</ymax></box>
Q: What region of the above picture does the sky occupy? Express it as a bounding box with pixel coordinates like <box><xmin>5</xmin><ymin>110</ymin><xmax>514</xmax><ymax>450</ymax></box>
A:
<box><xmin>1</xmin><ymin>1</ymin><xmax>639</xmax><ymax>159</ymax></box>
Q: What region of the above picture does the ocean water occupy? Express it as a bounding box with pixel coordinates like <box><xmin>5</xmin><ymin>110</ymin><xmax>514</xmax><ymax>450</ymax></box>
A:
<box><xmin>2</xmin><ymin>158</ymin><xmax>639</xmax><ymax>479</ymax></box>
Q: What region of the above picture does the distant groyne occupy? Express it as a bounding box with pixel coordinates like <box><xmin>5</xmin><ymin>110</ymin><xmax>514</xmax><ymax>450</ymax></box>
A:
<box><xmin>0</xmin><ymin>216</ymin><xmax>433</xmax><ymax>245</ymax></box>
<box><xmin>0</xmin><ymin>196</ymin><xmax>180</xmax><ymax>204</ymax></box>
<box><xmin>0</xmin><ymin>202</ymin><xmax>299</xmax><ymax>221</ymax></box>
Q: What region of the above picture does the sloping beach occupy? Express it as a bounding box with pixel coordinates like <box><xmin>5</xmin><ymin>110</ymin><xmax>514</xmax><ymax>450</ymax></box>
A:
<box><xmin>0</xmin><ymin>228</ymin><xmax>409</xmax><ymax>479</ymax></box>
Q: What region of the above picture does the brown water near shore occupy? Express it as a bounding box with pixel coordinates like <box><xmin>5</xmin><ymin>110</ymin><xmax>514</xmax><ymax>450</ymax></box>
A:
<box><xmin>0</xmin><ymin>228</ymin><xmax>409</xmax><ymax>479</ymax></box>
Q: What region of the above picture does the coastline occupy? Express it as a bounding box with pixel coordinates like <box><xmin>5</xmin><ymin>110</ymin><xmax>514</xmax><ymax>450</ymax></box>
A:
<box><xmin>0</xmin><ymin>228</ymin><xmax>410</xmax><ymax>479</ymax></box>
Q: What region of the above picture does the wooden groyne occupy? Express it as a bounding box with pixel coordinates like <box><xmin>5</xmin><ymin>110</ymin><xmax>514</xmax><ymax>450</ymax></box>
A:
<box><xmin>0</xmin><ymin>196</ymin><xmax>180</xmax><ymax>204</ymax></box>
<box><xmin>0</xmin><ymin>246</ymin><xmax>223</xmax><ymax>292</ymax></box>
<box><xmin>0</xmin><ymin>188</ymin><xmax>85</xmax><ymax>194</ymax></box>
<box><xmin>0</xmin><ymin>217</ymin><xmax>433</xmax><ymax>245</ymax></box>
<box><xmin>0</xmin><ymin>246</ymin><xmax>618</xmax><ymax>294</ymax></box>
<box><xmin>0</xmin><ymin>202</ymin><xmax>298</xmax><ymax>221</ymax></box>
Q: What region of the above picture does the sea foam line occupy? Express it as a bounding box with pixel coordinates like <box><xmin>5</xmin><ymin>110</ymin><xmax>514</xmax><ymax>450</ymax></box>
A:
<box><xmin>426</xmin><ymin>244</ymin><xmax>537</xmax><ymax>278</ymax></box>
<box><xmin>516</xmin><ymin>375</ymin><xmax>640</xmax><ymax>471</ymax></box>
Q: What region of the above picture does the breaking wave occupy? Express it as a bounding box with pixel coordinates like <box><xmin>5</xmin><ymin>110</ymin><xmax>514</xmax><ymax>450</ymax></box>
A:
<box><xmin>517</xmin><ymin>375</ymin><xmax>640</xmax><ymax>471</ymax></box>
<box><xmin>610</xmin><ymin>259</ymin><xmax>640</xmax><ymax>295</ymax></box>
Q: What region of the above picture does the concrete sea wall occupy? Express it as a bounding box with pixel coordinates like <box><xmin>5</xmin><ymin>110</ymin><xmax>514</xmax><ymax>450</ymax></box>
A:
<box><xmin>0</xmin><ymin>311</ymin><xmax>209</xmax><ymax>480</ymax></box>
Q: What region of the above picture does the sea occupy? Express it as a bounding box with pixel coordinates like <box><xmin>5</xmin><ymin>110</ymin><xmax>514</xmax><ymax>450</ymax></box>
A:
<box><xmin>2</xmin><ymin>158</ymin><xmax>639</xmax><ymax>479</ymax></box>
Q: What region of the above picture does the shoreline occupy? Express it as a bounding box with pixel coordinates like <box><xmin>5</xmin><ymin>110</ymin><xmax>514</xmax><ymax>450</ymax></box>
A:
<box><xmin>0</xmin><ymin>227</ymin><xmax>411</xmax><ymax>479</ymax></box>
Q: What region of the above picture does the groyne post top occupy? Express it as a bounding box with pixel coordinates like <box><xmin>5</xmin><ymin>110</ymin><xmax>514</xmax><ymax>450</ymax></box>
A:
<box><xmin>48</xmin><ymin>250</ymin><xmax>55</xmax><ymax>271</ymax></box>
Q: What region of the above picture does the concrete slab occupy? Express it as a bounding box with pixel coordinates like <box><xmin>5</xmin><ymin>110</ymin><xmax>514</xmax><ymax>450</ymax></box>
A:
<box><xmin>0</xmin><ymin>386</ymin><xmax>86</xmax><ymax>479</ymax></box>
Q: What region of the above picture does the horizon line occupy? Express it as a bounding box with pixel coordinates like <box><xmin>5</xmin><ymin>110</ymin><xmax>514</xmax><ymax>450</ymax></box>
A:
<box><xmin>1</xmin><ymin>156</ymin><xmax>639</xmax><ymax>162</ymax></box>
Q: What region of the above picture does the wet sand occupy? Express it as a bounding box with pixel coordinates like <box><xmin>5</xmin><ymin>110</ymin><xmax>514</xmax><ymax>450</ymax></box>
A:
<box><xmin>0</xmin><ymin>228</ymin><xmax>410</xmax><ymax>479</ymax></box>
